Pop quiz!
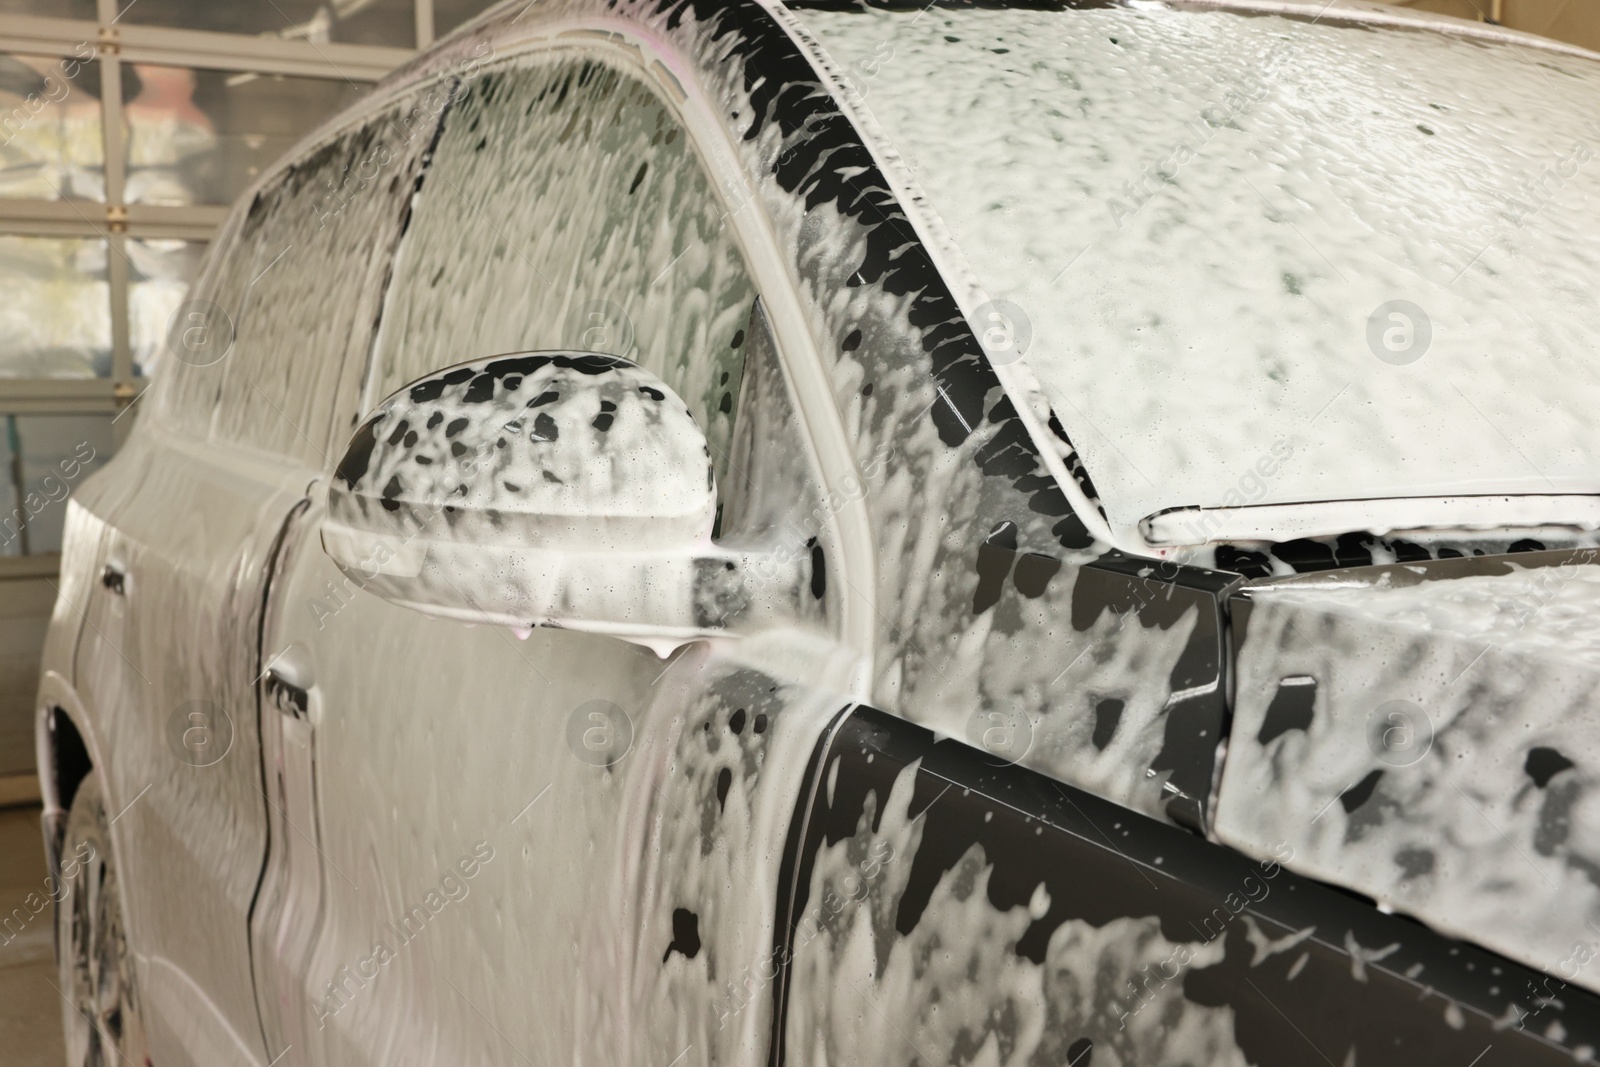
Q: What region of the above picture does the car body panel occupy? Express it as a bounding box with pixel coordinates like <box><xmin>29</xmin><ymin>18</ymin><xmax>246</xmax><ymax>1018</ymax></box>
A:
<box><xmin>257</xmin><ymin>477</ymin><xmax>853</xmax><ymax>1063</ymax></box>
<box><xmin>1218</xmin><ymin>549</ymin><xmax>1600</xmax><ymax>996</ymax></box>
<box><xmin>152</xmin><ymin>0</ymin><xmax>1271</xmax><ymax>840</ymax></box>
<box><xmin>777</xmin><ymin>705</ymin><xmax>1600</xmax><ymax>1065</ymax></box>
<box><xmin>64</xmin><ymin>426</ymin><xmax>305</xmax><ymax>1066</ymax></box>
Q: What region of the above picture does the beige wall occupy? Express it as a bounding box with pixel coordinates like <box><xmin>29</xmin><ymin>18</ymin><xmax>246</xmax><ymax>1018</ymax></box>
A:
<box><xmin>1388</xmin><ymin>0</ymin><xmax>1600</xmax><ymax>51</ymax></box>
<box><xmin>0</xmin><ymin>578</ymin><xmax>51</xmax><ymax>780</ymax></box>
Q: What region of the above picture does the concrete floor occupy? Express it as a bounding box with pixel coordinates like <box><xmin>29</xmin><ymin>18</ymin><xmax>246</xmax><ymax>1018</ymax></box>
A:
<box><xmin>0</xmin><ymin>803</ymin><xmax>67</xmax><ymax>1066</ymax></box>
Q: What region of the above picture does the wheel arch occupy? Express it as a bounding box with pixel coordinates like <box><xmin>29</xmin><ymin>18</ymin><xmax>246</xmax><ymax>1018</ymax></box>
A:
<box><xmin>35</xmin><ymin>671</ymin><xmax>108</xmax><ymax>877</ymax></box>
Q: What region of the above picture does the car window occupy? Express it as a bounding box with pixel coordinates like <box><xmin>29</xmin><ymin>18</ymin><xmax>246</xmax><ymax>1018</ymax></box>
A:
<box><xmin>367</xmin><ymin>53</ymin><xmax>756</xmax><ymax>483</ymax></box>
<box><xmin>156</xmin><ymin>89</ymin><xmax>448</xmax><ymax>463</ymax></box>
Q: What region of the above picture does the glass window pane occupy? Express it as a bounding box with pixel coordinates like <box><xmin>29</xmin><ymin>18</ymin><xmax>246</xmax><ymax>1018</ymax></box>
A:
<box><xmin>0</xmin><ymin>0</ymin><xmax>96</xmax><ymax>18</ymax></box>
<box><xmin>0</xmin><ymin>52</ymin><xmax>105</xmax><ymax>202</ymax></box>
<box><xmin>0</xmin><ymin>413</ymin><xmax>114</xmax><ymax>557</ymax></box>
<box><xmin>162</xmin><ymin>89</ymin><xmax>446</xmax><ymax>459</ymax></box>
<box><xmin>120</xmin><ymin>0</ymin><xmax>415</xmax><ymax>49</ymax></box>
<box><xmin>434</xmin><ymin>0</ymin><xmax>500</xmax><ymax>38</ymax></box>
<box><xmin>125</xmin><ymin>65</ymin><xmax>367</xmax><ymax>206</ymax></box>
<box><xmin>334</xmin><ymin>0</ymin><xmax>418</xmax><ymax>48</ymax></box>
<box><xmin>0</xmin><ymin>236</ymin><xmax>111</xmax><ymax>378</ymax></box>
<box><xmin>129</xmin><ymin>237</ymin><xmax>208</xmax><ymax>378</ymax></box>
<box><xmin>372</xmin><ymin>57</ymin><xmax>756</xmax><ymax>482</ymax></box>
<box><xmin>0</xmin><ymin>436</ymin><xmax>12</xmax><ymax>552</ymax></box>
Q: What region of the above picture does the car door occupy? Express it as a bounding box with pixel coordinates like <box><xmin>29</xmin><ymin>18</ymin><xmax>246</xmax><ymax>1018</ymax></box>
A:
<box><xmin>66</xmin><ymin>88</ymin><xmax>446</xmax><ymax>1066</ymax></box>
<box><xmin>253</xmin><ymin>42</ymin><xmax>864</xmax><ymax>1067</ymax></box>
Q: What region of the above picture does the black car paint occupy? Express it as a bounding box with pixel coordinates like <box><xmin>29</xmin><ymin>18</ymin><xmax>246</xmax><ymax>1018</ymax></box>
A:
<box><xmin>1070</xmin><ymin>553</ymin><xmax>1243</xmax><ymax>832</ymax></box>
<box><xmin>768</xmin><ymin>705</ymin><xmax>1600</xmax><ymax>1065</ymax></box>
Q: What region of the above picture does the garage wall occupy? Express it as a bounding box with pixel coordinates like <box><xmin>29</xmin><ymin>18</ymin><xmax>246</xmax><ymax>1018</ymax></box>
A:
<box><xmin>0</xmin><ymin>574</ymin><xmax>50</xmax><ymax>777</ymax></box>
<box><xmin>1386</xmin><ymin>0</ymin><xmax>1600</xmax><ymax>50</ymax></box>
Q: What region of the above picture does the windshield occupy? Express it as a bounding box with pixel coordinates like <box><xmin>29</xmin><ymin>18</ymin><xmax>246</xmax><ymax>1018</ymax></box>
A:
<box><xmin>798</xmin><ymin>1</ymin><xmax>1600</xmax><ymax>540</ymax></box>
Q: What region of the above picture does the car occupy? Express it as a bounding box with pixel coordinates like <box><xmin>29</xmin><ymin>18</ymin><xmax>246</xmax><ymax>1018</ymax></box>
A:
<box><xmin>36</xmin><ymin>0</ymin><xmax>1600</xmax><ymax>1063</ymax></box>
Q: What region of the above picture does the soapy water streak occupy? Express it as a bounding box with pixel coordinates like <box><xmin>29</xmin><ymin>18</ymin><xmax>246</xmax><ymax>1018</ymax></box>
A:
<box><xmin>158</xmin><ymin>231</ymin><xmax>292</xmax><ymax>378</ymax></box>
<box><xmin>310</xmin><ymin>42</ymin><xmax>500</xmax><ymax>231</ymax></box>
<box><xmin>710</xmin><ymin>839</ymin><xmax>898</xmax><ymax>1031</ymax></box>
<box><xmin>745</xmin><ymin>443</ymin><xmax>896</xmax><ymax>584</ymax></box>
<box><xmin>148</xmin><ymin>43</ymin><xmax>506</xmax><ymax>427</ymax></box>
<box><xmin>166</xmin><ymin>299</ymin><xmax>237</xmax><ymax>367</ymax></box>
<box><xmin>1106</xmin><ymin>840</ymin><xmax>1296</xmax><ymax>1032</ymax></box>
<box><xmin>1050</xmin><ymin>557</ymin><xmax>1194</xmax><ymax>687</ymax></box>
<box><xmin>565</xmin><ymin>299</ymin><xmax>636</xmax><ymax>357</ymax></box>
<box><xmin>310</xmin><ymin>839</ymin><xmax>498</xmax><ymax>1029</ymax></box>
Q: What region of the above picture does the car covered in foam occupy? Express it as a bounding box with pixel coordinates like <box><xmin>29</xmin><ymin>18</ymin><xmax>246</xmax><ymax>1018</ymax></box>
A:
<box><xmin>36</xmin><ymin>0</ymin><xmax>1600</xmax><ymax>1064</ymax></box>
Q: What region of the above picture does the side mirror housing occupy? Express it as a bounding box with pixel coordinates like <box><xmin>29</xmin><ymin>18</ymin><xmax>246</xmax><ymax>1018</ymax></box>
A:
<box><xmin>322</xmin><ymin>352</ymin><xmax>801</xmax><ymax>641</ymax></box>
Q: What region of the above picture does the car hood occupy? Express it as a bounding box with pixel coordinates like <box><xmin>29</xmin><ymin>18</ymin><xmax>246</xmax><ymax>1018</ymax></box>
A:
<box><xmin>798</xmin><ymin>0</ymin><xmax>1600</xmax><ymax>544</ymax></box>
<box><xmin>1216</xmin><ymin>550</ymin><xmax>1600</xmax><ymax>995</ymax></box>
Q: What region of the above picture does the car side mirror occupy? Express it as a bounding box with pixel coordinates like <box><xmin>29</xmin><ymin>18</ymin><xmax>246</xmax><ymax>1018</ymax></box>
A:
<box><xmin>322</xmin><ymin>352</ymin><xmax>804</xmax><ymax>645</ymax></box>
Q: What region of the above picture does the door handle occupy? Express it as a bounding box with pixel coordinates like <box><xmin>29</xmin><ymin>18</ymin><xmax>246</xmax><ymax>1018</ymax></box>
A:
<box><xmin>101</xmin><ymin>562</ymin><xmax>125</xmax><ymax>595</ymax></box>
<box><xmin>265</xmin><ymin>667</ymin><xmax>309</xmax><ymax>720</ymax></box>
<box><xmin>263</xmin><ymin>643</ymin><xmax>314</xmax><ymax>720</ymax></box>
